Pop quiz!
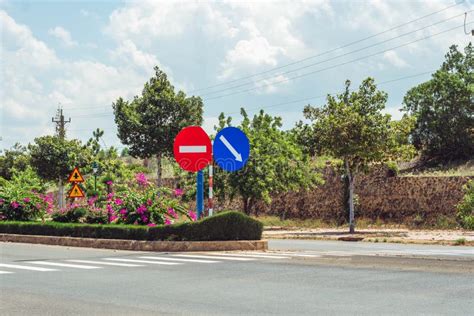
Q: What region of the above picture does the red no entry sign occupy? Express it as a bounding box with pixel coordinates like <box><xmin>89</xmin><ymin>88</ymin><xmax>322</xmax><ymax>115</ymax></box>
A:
<box><xmin>173</xmin><ymin>126</ymin><xmax>212</xmax><ymax>172</ymax></box>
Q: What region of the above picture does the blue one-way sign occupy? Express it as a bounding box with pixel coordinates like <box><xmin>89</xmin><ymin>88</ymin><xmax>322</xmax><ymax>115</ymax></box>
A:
<box><xmin>213</xmin><ymin>127</ymin><xmax>250</xmax><ymax>172</ymax></box>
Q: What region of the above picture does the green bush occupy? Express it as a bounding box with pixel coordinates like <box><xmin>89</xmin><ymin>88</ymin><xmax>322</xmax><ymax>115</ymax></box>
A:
<box><xmin>457</xmin><ymin>180</ymin><xmax>474</xmax><ymax>230</ymax></box>
<box><xmin>0</xmin><ymin>168</ymin><xmax>48</xmax><ymax>221</ymax></box>
<box><xmin>0</xmin><ymin>211</ymin><xmax>263</xmax><ymax>241</ymax></box>
<box><xmin>385</xmin><ymin>161</ymin><xmax>399</xmax><ymax>177</ymax></box>
<box><xmin>51</xmin><ymin>206</ymin><xmax>87</xmax><ymax>223</ymax></box>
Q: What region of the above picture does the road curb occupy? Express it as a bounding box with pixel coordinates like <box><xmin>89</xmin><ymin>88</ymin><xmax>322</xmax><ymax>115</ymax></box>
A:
<box><xmin>0</xmin><ymin>234</ymin><xmax>268</xmax><ymax>252</ymax></box>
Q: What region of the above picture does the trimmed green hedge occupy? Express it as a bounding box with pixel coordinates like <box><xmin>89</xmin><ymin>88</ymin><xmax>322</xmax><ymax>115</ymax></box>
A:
<box><xmin>0</xmin><ymin>211</ymin><xmax>263</xmax><ymax>241</ymax></box>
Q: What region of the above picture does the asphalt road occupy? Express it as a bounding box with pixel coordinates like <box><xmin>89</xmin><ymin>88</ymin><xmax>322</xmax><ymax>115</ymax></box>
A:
<box><xmin>1</xmin><ymin>241</ymin><xmax>473</xmax><ymax>316</ymax></box>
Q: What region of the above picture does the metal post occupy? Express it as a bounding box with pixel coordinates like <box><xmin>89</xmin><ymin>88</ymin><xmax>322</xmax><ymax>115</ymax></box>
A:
<box><xmin>196</xmin><ymin>170</ymin><xmax>204</xmax><ymax>219</ymax></box>
<box><xmin>208</xmin><ymin>164</ymin><xmax>213</xmax><ymax>216</ymax></box>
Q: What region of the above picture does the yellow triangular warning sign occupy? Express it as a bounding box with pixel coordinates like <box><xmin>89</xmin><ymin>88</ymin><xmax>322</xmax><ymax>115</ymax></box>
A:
<box><xmin>68</xmin><ymin>183</ymin><xmax>85</xmax><ymax>198</ymax></box>
<box><xmin>67</xmin><ymin>167</ymin><xmax>84</xmax><ymax>183</ymax></box>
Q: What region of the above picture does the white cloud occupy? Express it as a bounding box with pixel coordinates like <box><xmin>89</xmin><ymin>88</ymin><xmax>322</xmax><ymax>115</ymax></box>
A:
<box><xmin>383</xmin><ymin>106</ymin><xmax>404</xmax><ymax>121</ymax></box>
<box><xmin>105</xmin><ymin>0</ymin><xmax>239</xmax><ymax>41</ymax></box>
<box><xmin>80</xmin><ymin>9</ymin><xmax>90</xmax><ymax>17</ymax></box>
<box><xmin>104</xmin><ymin>0</ymin><xmax>333</xmax><ymax>93</ymax></box>
<box><xmin>1</xmin><ymin>11</ymin><xmax>147</xmax><ymax>148</ymax></box>
<box><xmin>254</xmin><ymin>74</ymin><xmax>290</xmax><ymax>94</ymax></box>
<box><xmin>1</xmin><ymin>10</ymin><xmax>58</xmax><ymax>68</ymax></box>
<box><xmin>110</xmin><ymin>40</ymin><xmax>160</xmax><ymax>72</ymax></box>
<box><xmin>202</xmin><ymin>116</ymin><xmax>219</xmax><ymax>135</ymax></box>
<box><xmin>383</xmin><ymin>51</ymin><xmax>408</xmax><ymax>68</ymax></box>
<box><xmin>219</xmin><ymin>21</ymin><xmax>285</xmax><ymax>79</ymax></box>
<box><xmin>49</xmin><ymin>26</ymin><xmax>78</xmax><ymax>47</ymax></box>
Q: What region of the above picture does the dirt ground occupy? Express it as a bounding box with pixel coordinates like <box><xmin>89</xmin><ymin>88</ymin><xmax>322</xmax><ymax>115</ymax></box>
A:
<box><xmin>263</xmin><ymin>227</ymin><xmax>474</xmax><ymax>246</ymax></box>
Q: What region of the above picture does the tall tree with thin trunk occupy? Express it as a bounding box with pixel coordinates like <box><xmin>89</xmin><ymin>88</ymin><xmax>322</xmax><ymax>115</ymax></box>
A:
<box><xmin>113</xmin><ymin>67</ymin><xmax>203</xmax><ymax>186</ymax></box>
<box><xmin>303</xmin><ymin>78</ymin><xmax>402</xmax><ymax>233</ymax></box>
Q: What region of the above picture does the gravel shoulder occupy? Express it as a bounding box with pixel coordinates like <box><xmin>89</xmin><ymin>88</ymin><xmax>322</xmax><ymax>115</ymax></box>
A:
<box><xmin>264</xmin><ymin>227</ymin><xmax>474</xmax><ymax>246</ymax></box>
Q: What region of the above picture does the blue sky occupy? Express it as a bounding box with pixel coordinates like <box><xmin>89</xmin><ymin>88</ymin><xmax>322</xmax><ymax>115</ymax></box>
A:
<box><xmin>1</xmin><ymin>0</ymin><xmax>473</xmax><ymax>151</ymax></box>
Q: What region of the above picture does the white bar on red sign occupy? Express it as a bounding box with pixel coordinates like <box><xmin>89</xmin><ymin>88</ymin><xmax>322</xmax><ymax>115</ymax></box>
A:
<box><xmin>179</xmin><ymin>146</ymin><xmax>207</xmax><ymax>153</ymax></box>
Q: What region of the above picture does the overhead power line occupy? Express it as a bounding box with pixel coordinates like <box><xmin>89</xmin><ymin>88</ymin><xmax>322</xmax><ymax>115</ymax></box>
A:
<box><xmin>61</xmin><ymin>6</ymin><xmax>468</xmax><ymax>115</ymax></box>
<box><xmin>67</xmin><ymin>18</ymin><xmax>468</xmax><ymax>119</ymax></box>
<box><xmin>72</xmin><ymin>69</ymin><xmax>434</xmax><ymax>121</ymax></box>
<box><xmin>188</xmin><ymin>1</ymin><xmax>464</xmax><ymax>94</ymax></box>
<box><xmin>199</xmin><ymin>12</ymin><xmax>469</xmax><ymax>98</ymax></box>
<box><xmin>204</xmin><ymin>21</ymin><xmax>473</xmax><ymax>101</ymax></box>
<box><xmin>222</xmin><ymin>70</ymin><xmax>435</xmax><ymax>116</ymax></box>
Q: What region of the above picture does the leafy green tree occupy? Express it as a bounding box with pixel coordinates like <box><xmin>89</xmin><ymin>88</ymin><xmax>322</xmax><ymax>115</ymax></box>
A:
<box><xmin>0</xmin><ymin>143</ymin><xmax>30</xmax><ymax>180</ymax></box>
<box><xmin>28</xmin><ymin>136</ymin><xmax>92</xmax><ymax>207</ymax></box>
<box><xmin>303</xmin><ymin>78</ymin><xmax>400</xmax><ymax>233</ymax></box>
<box><xmin>386</xmin><ymin>114</ymin><xmax>417</xmax><ymax>162</ymax></box>
<box><xmin>86</xmin><ymin>128</ymin><xmax>104</xmax><ymax>156</ymax></box>
<box><xmin>29</xmin><ymin>136</ymin><xmax>91</xmax><ymax>182</ymax></box>
<box><xmin>120</xmin><ymin>147</ymin><xmax>130</xmax><ymax>157</ymax></box>
<box><xmin>217</xmin><ymin>109</ymin><xmax>321</xmax><ymax>215</ymax></box>
<box><xmin>113</xmin><ymin>66</ymin><xmax>203</xmax><ymax>186</ymax></box>
<box><xmin>457</xmin><ymin>180</ymin><xmax>474</xmax><ymax>230</ymax></box>
<box><xmin>403</xmin><ymin>43</ymin><xmax>473</xmax><ymax>162</ymax></box>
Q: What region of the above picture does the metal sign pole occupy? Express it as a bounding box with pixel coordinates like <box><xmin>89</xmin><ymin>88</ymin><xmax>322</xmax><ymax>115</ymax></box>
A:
<box><xmin>196</xmin><ymin>170</ymin><xmax>204</xmax><ymax>219</ymax></box>
<box><xmin>208</xmin><ymin>164</ymin><xmax>213</xmax><ymax>216</ymax></box>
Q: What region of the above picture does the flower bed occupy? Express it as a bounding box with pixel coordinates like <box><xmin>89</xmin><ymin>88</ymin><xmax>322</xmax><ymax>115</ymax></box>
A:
<box><xmin>0</xmin><ymin>211</ymin><xmax>263</xmax><ymax>241</ymax></box>
<box><xmin>1</xmin><ymin>172</ymin><xmax>196</xmax><ymax>227</ymax></box>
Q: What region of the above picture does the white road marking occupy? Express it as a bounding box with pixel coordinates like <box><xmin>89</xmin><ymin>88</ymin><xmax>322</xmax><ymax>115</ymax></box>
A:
<box><xmin>29</xmin><ymin>261</ymin><xmax>101</xmax><ymax>269</ymax></box>
<box><xmin>104</xmin><ymin>258</ymin><xmax>182</xmax><ymax>265</ymax></box>
<box><xmin>172</xmin><ymin>254</ymin><xmax>254</xmax><ymax>261</ymax></box>
<box><xmin>0</xmin><ymin>271</ymin><xmax>14</xmax><ymax>274</ymax></box>
<box><xmin>258</xmin><ymin>252</ymin><xmax>322</xmax><ymax>258</ymax></box>
<box><xmin>0</xmin><ymin>263</ymin><xmax>58</xmax><ymax>272</ymax></box>
<box><xmin>179</xmin><ymin>145</ymin><xmax>207</xmax><ymax>153</ymax></box>
<box><xmin>319</xmin><ymin>251</ymin><xmax>354</xmax><ymax>257</ymax></box>
<box><xmin>139</xmin><ymin>256</ymin><xmax>219</xmax><ymax>263</ymax></box>
<box><xmin>213</xmin><ymin>253</ymin><xmax>291</xmax><ymax>259</ymax></box>
<box><xmin>66</xmin><ymin>260</ymin><xmax>144</xmax><ymax>267</ymax></box>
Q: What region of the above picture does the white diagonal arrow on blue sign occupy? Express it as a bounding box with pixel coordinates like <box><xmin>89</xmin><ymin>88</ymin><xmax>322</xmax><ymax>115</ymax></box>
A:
<box><xmin>219</xmin><ymin>135</ymin><xmax>242</xmax><ymax>162</ymax></box>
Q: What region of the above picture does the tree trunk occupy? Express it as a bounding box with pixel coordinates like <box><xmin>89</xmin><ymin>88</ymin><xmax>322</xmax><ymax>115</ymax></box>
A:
<box><xmin>243</xmin><ymin>198</ymin><xmax>250</xmax><ymax>215</ymax></box>
<box><xmin>156</xmin><ymin>153</ymin><xmax>162</xmax><ymax>188</ymax></box>
<box><xmin>345</xmin><ymin>160</ymin><xmax>355</xmax><ymax>234</ymax></box>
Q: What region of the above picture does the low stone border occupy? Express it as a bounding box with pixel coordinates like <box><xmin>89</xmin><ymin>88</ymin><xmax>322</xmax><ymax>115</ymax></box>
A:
<box><xmin>0</xmin><ymin>234</ymin><xmax>267</xmax><ymax>252</ymax></box>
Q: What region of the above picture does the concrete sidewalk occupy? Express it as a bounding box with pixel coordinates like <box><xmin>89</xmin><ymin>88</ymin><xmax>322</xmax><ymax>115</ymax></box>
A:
<box><xmin>263</xmin><ymin>227</ymin><xmax>474</xmax><ymax>246</ymax></box>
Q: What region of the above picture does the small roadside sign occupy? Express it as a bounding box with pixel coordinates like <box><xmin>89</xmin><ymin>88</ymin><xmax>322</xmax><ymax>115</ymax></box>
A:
<box><xmin>68</xmin><ymin>183</ymin><xmax>85</xmax><ymax>198</ymax></box>
<box><xmin>213</xmin><ymin>127</ymin><xmax>250</xmax><ymax>172</ymax></box>
<box><xmin>173</xmin><ymin>126</ymin><xmax>212</xmax><ymax>172</ymax></box>
<box><xmin>67</xmin><ymin>167</ymin><xmax>85</xmax><ymax>183</ymax></box>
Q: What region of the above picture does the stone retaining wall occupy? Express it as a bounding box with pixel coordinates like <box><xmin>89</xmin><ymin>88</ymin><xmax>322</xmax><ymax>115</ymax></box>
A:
<box><xmin>175</xmin><ymin>167</ymin><xmax>471</xmax><ymax>223</ymax></box>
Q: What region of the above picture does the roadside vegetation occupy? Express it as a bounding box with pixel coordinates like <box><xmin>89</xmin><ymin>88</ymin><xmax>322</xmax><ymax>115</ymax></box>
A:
<box><xmin>0</xmin><ymin>43</ymin><xmax>472</xmax><ymax>233</ymax></box>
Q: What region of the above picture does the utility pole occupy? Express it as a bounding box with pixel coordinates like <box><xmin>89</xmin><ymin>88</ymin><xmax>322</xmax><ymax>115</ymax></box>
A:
<box><xmin>52</xmin><ymin>106</ymin><xmax>71</xmax><ymax>140</ymax></box>
<box><xmin>52</xmin><ymin>106</ymin><xmax>71</xmax><ymax>209</ymax></box>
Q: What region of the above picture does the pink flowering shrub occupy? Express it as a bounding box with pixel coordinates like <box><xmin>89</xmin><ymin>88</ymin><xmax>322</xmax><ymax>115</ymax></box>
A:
<box><xmin>109</xmin><ymin>187</ymin><xmax>191</xmax><ymax>226</ymax></box>
<box><xmin>51</xmin><ymin>204</ymin><xmax>87</xmax><ymax>223</ymax></box>
<box><xmin>135</xmin><ymin>173</ymin><xmax>149</xmax><ymax>187</ymax></box>
<box><xmin>0</xmin><ymin>171</ymin><xmax>194</xmax><ymax>226</ymax></box>
<box><xmin>0</xmin><ymin>184</ymin><xmax>48</xmax><ymax>221</ymax></box>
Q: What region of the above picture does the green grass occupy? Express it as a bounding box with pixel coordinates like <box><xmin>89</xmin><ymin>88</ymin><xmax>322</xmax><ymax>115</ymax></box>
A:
<box><xmin>254</xmin><ymin>215</ymin><xmax>335</xmax><ymax>229</ymax></box>
<box><xmin>399</xmin><ymin>159</ymin><xmax>474</xmax><ymax>177</ymax></box>
<box><xmin>0</xmin><ymin>211</ymin><xmax>263</xmax><ymax>241</ymax></box>
<box><xmin>454</xmin><ymin>238</ymin><xmax>466</xmax><ymax>245</ymax></box>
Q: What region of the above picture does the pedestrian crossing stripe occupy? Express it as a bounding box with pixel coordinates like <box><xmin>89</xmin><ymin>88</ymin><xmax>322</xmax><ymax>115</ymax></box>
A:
<box><xmin>29</xmin><ymin>261</ymin><xmax>101</xmax><ymax>269</ymax></box>
<box><xmin>104</xmin><ymin>258</ymin><xmax>182</xmax><ymax>265</ymax></box>
<box><xmin>139</xmin><ymin>256</ymin><xmax>219</xmax><ymax>263</ymax></box>
<box><xmin>172</xmin><ymin>254</ymin><xmax>255</xmax><ymax>261</ymax></box>
<box><xmin>66</xmin><ymin>260</ymin><xmax>144</xmax><ymax>267</ymax></box>
<box><xmin>0</xmin><ymin>263</ymin><xmax>58</xmax><ymax>272</ymax></box>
